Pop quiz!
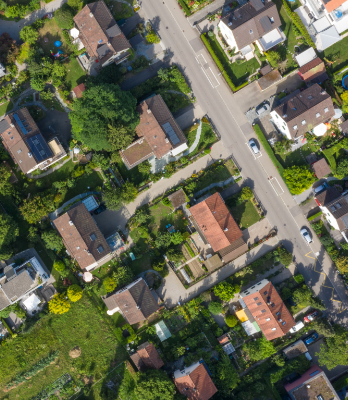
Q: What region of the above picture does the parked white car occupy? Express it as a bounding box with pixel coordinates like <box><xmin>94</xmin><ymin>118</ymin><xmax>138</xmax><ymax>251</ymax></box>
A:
<box><xmin>249</xmin><ymin>139</ymin><xmax>259</xmax><ymax>154</ymax></box>
<box><xmin>301</xmin><ymin>228</ymin><xmax>312</xmax><ymax>244</ymax></box>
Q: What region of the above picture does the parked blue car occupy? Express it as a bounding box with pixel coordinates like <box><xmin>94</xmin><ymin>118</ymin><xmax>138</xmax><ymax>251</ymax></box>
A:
<box><xmin>304</xmin><ymin>332</ymin><xmax>318</xmax><ymax>345</ymax></box>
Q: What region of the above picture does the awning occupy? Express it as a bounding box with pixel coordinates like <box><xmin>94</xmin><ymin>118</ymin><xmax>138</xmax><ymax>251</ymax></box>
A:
<box><xmin>69</xmin><ymin>27</ymin><xmax>80</xmax><ymax>39</ymax></box>
<box><xmin>236</xmin><ymin>309</ymin><xmax>248</xmax><ymax>322</ymax></box>
<box><xmin>313</xmin><ymin>123</ymin><xmax>327</xmax><ymax>136</ymax></box>
<box><xmin>83</xmin><ymin>272</ymin><xmax>93</xmax><ymax>282</ymax></box>
<box><xmin>242</xmin><ymin>320</ymin><xmax>259</xmax><ymax>335</ymax></box>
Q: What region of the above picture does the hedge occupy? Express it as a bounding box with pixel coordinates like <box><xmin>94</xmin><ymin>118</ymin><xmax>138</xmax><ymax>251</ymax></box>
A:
<box><xmin>178</xmin><ymin>0</ymin><xmax>191</xmax><ymax>16</ymax></box>
<box><xmin>333</xmin><ymin>63</ymin><xmax>348</xmax><ymax>76</ymax></box>
<box><xmin>252</xmin><ymin>124</ymin><xmax>285</xmax><ymax>180</ymax></box>
<box><xmin>1</xmin><ymin>317</ymin><xmax>14</xmax><ymax>337</ymax></box>
<box><xmin>281</xmin><ymin>0</ymin><xmax>316</xmax><ymax>48</ymax></box>
<box><xmin>308</xmin><ymin>211</ymin><xmax>323</xmax><ymax>221</ymax></box>
<box><xmin>184</xmin><ymin>241</ymin><xmax>195</xmax><ymax>257</ymax></box>
<box><xmin>201</xmin><ymin>33</ymin><xmax>249</xmax><ymax>93</ymax></box>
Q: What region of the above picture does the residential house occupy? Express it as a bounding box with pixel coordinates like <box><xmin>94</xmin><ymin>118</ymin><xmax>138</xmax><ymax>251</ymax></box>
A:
<box><xmin>283</xmin><ymin>339</ymin><xmax>309</xmax><ymax>360</ymax></box>
<box><xmin>189</xmin><ymin>193</ymin><xmax>248</xmax><ymax>263</ymax></box>
<box><xmin>130</xmin><ymin>341</ymin><xmax>164</xmax><ymax>371</ymax></box>
<box><xmin>72</xmin><ymin>83</ymin><xmax>86</xmax><ymax>98</ymax></box>
<box><xmin>0</xmin><ymin>248</ymin><xmax>54</xmax><ymax>313</ymax></box>
<box><xmin>257</xmin><ymin>68</ymin><xmax>282</xmax><ymax>90</ymax></box>
<box><xmin>53</xmin><ymin>203</ymin><xmax>111</xmax><ymax>271</ymax></box>
<box><xmin>315</xmin><ymin>186</ymin><xmax>348</xmax><ymax>241</ymax></box>
<box><xmin>297</xmin><ymin>52</ymin><xmax>327</xmax><ymax>83</ymax></box>
<box><xmin>174</xmin><ymin>361</ymin><xmax>218</xmax><ymax>400</ymax></box>
<box><xmin>73</xmin><ymin>0</ymin><xmax>131</xmax><ymax>67</ymax></box>
<box><xmin>120</xmin><ymin>94</ymin><xmax>188</xmax><ymax>169</ymax></box>
<box><xmin>0</xmin><ymin>108</ymin><xmax>66</xmax><ymax>175</ymax></box>
<box><xmin>311</xmin><ymin>158</ymin><xmax>331</xmax><ymax>178</ymax></box>
<box><xmin>219</xmin><ymin>0</ymin><xmax>285</xmax><ymax>60</ymax></box>
<box><xmin>239</xmin><ymin>279</ymin><xmax>295</xmax><ymax>340</ymax></box>
<box><xmin>270</xmin><ymin>84</ymin><xmax>335</xmax><ymax>140</ymax></box>
<box><xmin>102</xmin><ymin>278</ymin><xmax>159</xmax><ymax>325</ymax></box>
<box><xmin>284</xmin><ymin>365</ymin><xmax>339</xmax><ymax>400</ymax></box>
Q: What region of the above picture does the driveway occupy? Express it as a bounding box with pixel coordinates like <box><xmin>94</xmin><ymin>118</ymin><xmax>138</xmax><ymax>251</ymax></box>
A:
<box><xmin>36</xmin><ymin>109</ymin><xmax>71</xmax><ymax>147</ymax></box>
<box><xmin>93</xmin><ymin>208</ymin><xmax>131</xmax><ymax>238</ymax></box>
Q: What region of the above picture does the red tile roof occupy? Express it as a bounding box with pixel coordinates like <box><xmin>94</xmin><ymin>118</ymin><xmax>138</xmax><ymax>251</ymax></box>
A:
<box><xmin>243</xmin><ymin>281</ymin><xmax>295</xmax><ymax>340</ymax></box>
<box><xmin>312</xmin><ymin>158</ymin><xmax>331</xmax><ymax>179</ymax></box>
<box><xmin>298</xmin><ymin>58</ymin><xmax>326</xmax><ymax>83</ymax></box>
<box><xmin>73</xmin><ymin>83</ymin><xmax>86</xmax><ymax>98</ymax></box>
<box><xmin>175</xmin><ymin>363</ymin><xmax>218</xmax><ymax>400</ymax></box>
<box><xmin>190</xmin><ymin>193</ymin><xmax>243</xmax><ymax>252</ymax></box>
<box><xmin>137</xmin><ymin>342</ymin><xmax>164</xmax><ymax>369</ymax></box>
<box><xmin>298</xmin><ymin>57</ymin><xmax>322</xmax><ymax>74</ymax></box>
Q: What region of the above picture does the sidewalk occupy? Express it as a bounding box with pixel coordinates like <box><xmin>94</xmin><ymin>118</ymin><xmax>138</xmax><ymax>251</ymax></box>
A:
<box><xmin>187</xmin><ymin>0</ymin><xmax>228</xmax><ymax>27</ymax></box>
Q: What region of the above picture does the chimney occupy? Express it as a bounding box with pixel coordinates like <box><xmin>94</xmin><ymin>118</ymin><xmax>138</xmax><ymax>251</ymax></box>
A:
<box><xmin>89</xmin><ymin>12</ymin><xmax>93</xmax><ymax>17</ymax></box>
<box><xmin>224</xmin><ymin>228</ymin><xmax>228</xmax><ymax>232</ymax></box>
<box><xmin>69</xmin><ymin>221</ymin><xmax>74</xmax><ymax>226</ymax></box>
<box><xmin>147</xmin><ymin>109</ymin><xmax>152</xmax><ymax>114</ymax></box>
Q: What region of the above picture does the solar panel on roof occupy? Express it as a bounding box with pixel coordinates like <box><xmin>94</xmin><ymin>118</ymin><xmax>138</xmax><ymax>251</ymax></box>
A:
<box><xmin>26</xmin><ymin>134</ymin><xmax>52</xmax><ymax>162</ymax></box>
<box><xmin>13</xmin><ymin>113</ymin><xmax>28</xmax><ymax>135</ymax></box>
<box><xmin>162</xmin><ymin>122</ymin><xmax>180</xmax><ymax>145</ymax></box>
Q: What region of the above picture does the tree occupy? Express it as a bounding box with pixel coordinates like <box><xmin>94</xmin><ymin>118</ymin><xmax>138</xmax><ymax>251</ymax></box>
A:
<box><xmin>146</xmin><ymin>31</ymin><xmax>160</xmax><ymax>44</ymax></box>
<box><xmin>30</xmin><ymin>76</ymin><xmax>46</xmax><ymax>91</ymax></box>
<box><xmin>225</xmin><ymin>314</ymin><xmax>238</xmax><ymax>327</ymax></box>
<box><xmin>19</xmin><ymin>25</ymin><xmax>39</xmax><ymax>44</ymax></box>
<box><xmin>216</xmin><ymin>353</ymin><xmax>240</xmax><ymax>393</ymax></box>
<box><xmin>53</xmin><ymin>260</ymin><xmax>66</xmax><ymax>272</ymax></box>
<box><xmin>208</xmin><ymin>301</ymin><xmax>223</xmax><ymax>315</ymax></box>
<box><xmin>134</xmin><ymin>369</ymin><xmax>176</xmax><ymax>400</ymax></box>
<box><xmin>54</xmin><ymin>4</ymin><xmax>74</xmax><ymax>29</ymax></box>
<box><xmin>292</xmin><ymin>285</ymin><xmax>326</xmax><ymax>310</ymax></box>
<box><xmin>213</xmin><ymin>282</ymin><xmax>237</xmax><ymax>302</ymax></box>
<box><xmin>48</xmin><ymin>294</ymin><xmax>71</xmax><ymax>314</ymax></box>
<box><xmin>0</xmin><ymin>164</ymin><xmax>13</xmax><ymax>196</ymax></box>
<box><xmin>171</xmin><ymin>232</ymin><xmax>183</xmax><ymax>245</ymax></box>
<box><xmin>311</xmin><ymin>318</ymin><xmax>335</xmax><ymax>338</ymax></box>
<box><xmin>120</xmin><ymin>181</ymin><xmax>138</xmax><ymax>204</ymax></box>
<box><xmin>267</xmin><ymin>50</ymin><xmax>281</xmax><ymax>67</ymax></box>
<box><xmin>93</xmin><ymin>153</ymin><xmax>110</xmax><ymax>170</ymax></box>
<box><xmin>166</xmin><ymin>248</ymin><xmax>183</xmax><ymax>263</ymax></box>
<box><xmin>67</xmin><ymin>284</ymin><xmax>83</xmax><ymax>302</ymax></box>
<box><xmin>336</xmin><ymin>255</ymin><xmax>348</xmax><ymax>273</ymax></box>
<box><xmin>242</xmin><ymin>336</ymin><xmax>276</xmax><ymax>362</ymax></box>
<box><xmin>317</xmin><ymin>325</ymin><xmax>348</xmax><ymax>369</ymax></box>
<box><xmin>102</xmin><ymin>188</ymin><xmax>123</xmax><ymax>210</ymax></box>
<box><xmin>155</xmin><ymin>232</ymin><xmax>172</xmax><ymax>249</ymax></box>
<box><xmin>113</xmin><ymin>265</ymin><xmax>133</xmax><ymax>288</ymax></box>
<box><xmin>335</xmin><ymin>158</ymin><xmax>348</xmax><ymax>179</ymax></box>
<box><xmin>138</xmin><ymin>160</ymin><xmax>151</xmax><ymax>174</ymax></box>
<box><xmin>274</xmin><ymin>138</ymin><xmax>293</xmax><ymax>155</ymax></box>
<box><xmin>40</xmin><ymin>89</ymin><xmax>53</xmax><ymax>101</ymax></box>
<box><xmin>283</xmin><ymin>166</ymin><xmax>316</xmax><ymax>195</ymax></box>
<box><xmin>69</xmin><ymin>84</ymin><xmax>139</xmax><ymax>151</ymax></box>
<box><xmin>27</xmin><ymin>226</ymin><xmax>40</xmax><ymax>243</ymax></box>
<box><xmin>41</xmin><ymin>229</ymin><xmax>64</xmax><ymax>251</ymax></box>
<box><xmin>133</xmin><ymin>207</ymin><xmax>150</xmax><ymax>226</ymax></box>
<box><xmin>0</xmin><ymin>214</ymin><xmax>19</xmax><ymax>259</ymax></box>
<box><xmin>341</xmin><ymin>91</ymin><xmax>348</xmax><ymax>113</ymax></box>
<box><xmin>278</xmin><ymin>247</ymin><xmax>292</xmax><ymax>267</ymax></box>
<box><xmin>240</xmin><ymin>187</ymin><xmax>253</xmax><ymax>200</ymax></box>
<box><xmin>107</xmin><ymin>124</ymin><xmax>135</xmax><ymax>151</ymax></box>
<box><xmin>103</xmin><ymin>276</ymin><xmax>117</xmax><ymax>293</ymax></box>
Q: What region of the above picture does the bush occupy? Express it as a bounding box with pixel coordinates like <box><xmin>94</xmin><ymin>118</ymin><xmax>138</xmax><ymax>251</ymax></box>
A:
<box><xmin>225</xmin><ymin>314</ymin><xmax>238</xmax><ymax>327</ymax></box>
<box><xmin>278</xmin><ymin>247</ymin><xmax>293</xmax><ymax>267</ymax></box>
<box><xmin>294</xmin><ymin>274</ymin><xmax>305</xmax><ymax>284</ymax></box>
<box><xmin>54</xmin><ymin>4</ymin><xmax>74</xmax><ymax>29</ymax></box>
<box><xmin>53</xmin><ymin>260</ymin><xmax>65</xmax><ymax>272</ymax></box>
<box><xmin>208</xmin><ymin>302</ymin><xmax>223</xmax><ymax>315</ymax></box>
<box><xmin>308</xmin><ymin>211</ymin><xmax>323</xmax><ymax>221</ymax></box>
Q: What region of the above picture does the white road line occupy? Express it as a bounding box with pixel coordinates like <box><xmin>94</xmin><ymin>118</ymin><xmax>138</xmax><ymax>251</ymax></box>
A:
<box><xmin>195</xmin><ymin>57</ymin><xmax>200</xmax><ymax>64</ymax></box>
<box><xmin>269</xmin><ymin>177</ymin><xmax>284</xmax><ymax>195</ymax></box>
<box><xmin>209</xmin><ymin>67</ymin><xmax>220</xmax><ymax>87</ymax></box>
<box><xmin>201</xmin><ymin>54</ymin><xmax>207</xmax><ymax>64</ymax></box>
<box><xmin>201</xmin><ymin>67</ymin><xmax>214</xmax><ymax>88</ymax></box>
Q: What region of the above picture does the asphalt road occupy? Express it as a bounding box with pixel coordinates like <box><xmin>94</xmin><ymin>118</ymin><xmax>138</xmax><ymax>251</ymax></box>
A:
<box><xmin>141</xmin><ymin>0</ymin><xmax>348</xmax><ymax>326</ymax></box>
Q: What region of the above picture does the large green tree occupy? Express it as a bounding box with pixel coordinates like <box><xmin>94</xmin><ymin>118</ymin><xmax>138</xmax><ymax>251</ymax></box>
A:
<box><xmin>69</xmin><ymin>84</ymin><xmax>139</xmax><ymax>150</ymax></box>
<box><xmin>113</xmin><ymin>265</ymin><xmax>133</xmax><ymax>288</ymax></box>
<box><xmin>54</xmin><ymin>4</ymin><xmax>74</xmax><ymax>29</ymax></box>
<box><xmin>213</xmin><ymin>282</ymin><xmax>239</xmax><ymax>302</ymax></box>
<box><xmin>134</xmin><ymin>369</ymin><xmax>176</xmax><ymax>400</ymax></box>
<box><xmin>41</xmin><ymin>229</ymin><xmax>64</xmax><ymax>251</ymax></box>
<box><xmin>242</xmin><ymin>336</ymin><xmax>276</xmax><ymax>362</ymax></box>
<box><xmin>335</xmin><ymin>158</ymin><xmax>348</xmax><ymax>179</ymax></box>
<box><xmin>0</xmin><ymin>164</ymin><xmax>13</xmax><ymax>196</ymax></box>
<box><xmin>283</xmin><ymin>166</ymin><xmax>316</xmax><ymax>195</ymax></box>
<box><xmin>20</xmin><ymin>195</ymin><xmax>53</xmax><ymax>224</ymax></box>
<box><xmin>0</xmin><ymin>214</ymin><xmax>19</xmax><ymax>259</ymax></box>
<box><xmin>292</xmin><ymin>285</ymin><xmax>326</xmax><ymax>310</ymax></box>
<box><xmin>317</xmin><ymin>325</ymin><xmax>348</xmax><ymax>369</ymax></box>
<box><xmin>215</xmin><ymin>353</ymin><xmax>240</xmax><ymax>393</ymax></box>
<box><xmin>19</xmin><ymin>26</ymin><xmax>39</xmax><ymax>45</ymax></box>
<box><xmin>107</xmin><ymin>124</ymin><xmax>136</xmax><ymax>151</ymax></box>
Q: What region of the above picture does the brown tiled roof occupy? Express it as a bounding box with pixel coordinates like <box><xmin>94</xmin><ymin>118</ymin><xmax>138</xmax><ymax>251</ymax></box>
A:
<box><xmin>285</xmin><ymin>366</ymin><xmax>339</xmax><ymax>400</ymax></box>
<box><xmin>120</xmin><ymin>138</ymin><xmax>154</xmax><ymax>169</ymax></box>
<box><xmin>298</xmin><ymin>57</ymin><xmax>323</xmax><ymax>74</ymax></box>
<box><xmin>0</xmin><ymin>108</ymin><xmax>51</xmax><ymax>174</ymax></box>
<box><xmin>340</xmin><ymin>120</ymin><xmax>348</xmax><ymax>135</ymax></box>
<box><xmin>103</xmin><ymin>295</ymin><xmax>119</xmax><ymax>311</ymax></box>
<box><xmin>221</xmin><ymin>1</ymin><xmax>281</xmax><ymax>49</ymax></box>
<box><xmin>168</xmin><ymin>189</ymin><xmax>186</xmax><ymax>208</ymax></box>
<box><xmin>175</xmin><ymin>363</ymin><xmax>218</xmax><ymax>400</ymax></box>
<box><xmin>53</xmin><ymin>203</ymin><xmax>110</xmax><ymax>270</ymax></box>
<box><xmin>73</xmin><ymin>1</ymin><xmax>130</xmax><ymax>63</ymax></box>
<box><xmin>136</xmin><ymin>95</ymin><xmax>187</xmax><ymax>159</ymax></box>
<box><xmin>311</xmin><ymin>158</ymin><xmax>331</xmax><ymax>179</ymax></box>
<box><xmin>137</xmin><ymin>342</ymin><xmax>164</xmax><ymax>369</ymax></box>
<box><xmin>315</xmin><ymin>186</ymin><xmax>341</xmax><ymax>206</ymax></box>
<box><xmin>217</xmin><ymin>333</ymin><xmax>230</xmax><ymax>344</ymax></box>
<box><xmin>260</xmin><ymin>64</ymin><xmax>272</xmax><ymax>75</ymax></box>
<box><xmin>190</xmin><ymin>193</ymin><xmax>243</xmax><ymax>252</ymax></box>
<box><xmin>258</xmin><ymin>69</ymin><xmax>282</xmax><ymax>90</ymax></box>
<box><xmin>273</xmin><ymin>84</ymin><xmax>335</xmax><ymax>139</ymax></box>
<box><xmin>130</xmin><ymin>352</ymin><xmax>145</xmax><ymax>371</ymax></box>
<box><xmin>243</xmin><ymin>281</ymin><xmax>295</xmax><ymax>340</ymax></box>
<box><xmin>73</xmin><ymin>83</ymin><xmax>86</xmax><ymax>98</ymax></box>
<box><xmin>218</xmin><ymin>237</ymin><xmax>248</xmax><ymax>262</ymax></box>
<box><xmin>298</xmin><ymin>58</ymin><xmax>326</xmax><ymax>83</ymax></box>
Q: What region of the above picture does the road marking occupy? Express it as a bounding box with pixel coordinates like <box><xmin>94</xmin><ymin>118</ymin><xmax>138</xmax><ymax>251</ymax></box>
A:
<box><xmin>269</xmin><ymin>177</ymin><xmax>284</xmax><ymax>196</ymax></box>
<box><xmin>196</xmin><ymin>55</ymin><xmax>220</xmax><ymax>88</ymax></box>
<box><xmin>200</xmin><ymin>67</ymin><xmax>214</xmax><ymax>88</ymax></box>
<box><xmin>305</xmin><ymin>251</ymin><xmax>346</xmax><ymax>313</ymax></box>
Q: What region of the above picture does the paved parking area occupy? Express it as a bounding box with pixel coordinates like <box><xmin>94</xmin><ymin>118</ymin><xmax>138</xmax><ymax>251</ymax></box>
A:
<box><xmin>93</xmin><ymin>208</ymin><xmax>131</xmax><ymax>238</ymax></box>
<box><xmin>36</xmin><ymin>109</ymin><xmax>71</xmax><ymax>147</ymax></box>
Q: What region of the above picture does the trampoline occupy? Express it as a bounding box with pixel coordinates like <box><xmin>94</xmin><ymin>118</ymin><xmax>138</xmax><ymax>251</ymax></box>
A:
<box><xmin>54</xmin><ymin>40</ymin><xmax>61</xmax><ymax>47</ymax></box>
<box><xmin>343</xmin><ymin>75</ymin><xmax>348</xmax><ymax>90</ymax></box>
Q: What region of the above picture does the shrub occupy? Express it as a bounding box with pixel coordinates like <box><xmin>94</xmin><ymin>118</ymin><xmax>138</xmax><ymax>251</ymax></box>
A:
<box><xmin>208</xmin><ymin>302</ymin><xmax>223</xmax><ymax>315</ymax></box>
<box><xmin>279</xmin><ymin>247</ymin><xmax>293</xmax><ymax>267</ymax></box>
<box><xmin>225</xmin><ymin>314</ymin><xmax>238</xmax><ymax>327</ymax></box>
<box><xmin>308</xmin><ymin>211</ymin><xmax>323</xmax><ymax>221</ymax></box>
<box><xmin>294</xmin><ymin>274</ymin><xmax>305</xmax><ymax>284</ymax></box>
<box><xmin>67</xmin><ymin>284</ymin><xmax>83</xmax><ymax>302</ymax></box>
<box><xmin>53</xmin><ymin>260</ymin><xmax>65</xmax><ymax>272</ymax></box>
<box><xmin>54</xmin><ymin>4</ymin><xmax>74</xmax><ymax>29</ymax></box>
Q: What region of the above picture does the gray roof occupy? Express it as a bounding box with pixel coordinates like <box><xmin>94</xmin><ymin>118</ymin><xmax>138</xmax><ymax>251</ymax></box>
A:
<box><xmin>0</xmin><ymin>290</ymin><xmax>10</xmax><ymax>311</ymax></box>
<box><xmin>0</xmin><ymin>119</ymin><xmax>10</xmax><ymax>134</ymax></box>
<box><xmin>1</xmin><ymin>270</ymin><xmax>33</xmax><ymax>301</ymax></box>
<box><xmin>96</xmin><ymin>43</ymin><xmax>110</xmax><ymax>58</ymax></box>
<box><xmin>316</xmin><ymin>186</ymin><xmax>341</xmax><ymax>206</ymax></box>
<box><xmin>106</xmin><ymin>23</ymin><xmax>121</xmax><ymax>37</ymax></box>
<box><xmin>4</xmin><ymin>265</ymin><xmax>16</xmax><ymax>281</ymax></box>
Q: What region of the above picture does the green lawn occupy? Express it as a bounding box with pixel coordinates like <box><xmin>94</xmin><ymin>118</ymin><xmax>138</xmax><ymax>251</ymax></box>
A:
<box><xmin>208</xmin><ymin>34</ymin><xmax>259</xmax><ymax>85</ymax></box>
<box><xmin>184</xmin><ymin>121</ymin><xmax>217</xmax><ymax>157</ymax></box>
<box><xmin>65</xmin><ymin>58</ymin><xmax>87</xmax><ymax>91</ymax></box>
<box><xmin>114</xmin><ymin>160</ymin><xmax>150</xmax><ymax>188</ymax></box>
<box><xmin>323</xmin><ymin>35</ymin><xmax>348</xmax><ymax>72</ymax></box>
<box><xmin>128</xmin><ymin>253</ymin><xmax>153</xmax><ymax>275</ymax></box>
<box><xmin>112</xmin><ymin>0</ymin><xmax>133</xmax><ymax>20</ymax></box>
<box><xmin>41</xmin><ymin>96</ymin><xmax>65</xmax><ymax>112</ymax></box>
<box><xmin>37</xmin><ymin>19</ymin><xmax>69</xmax><ymax>58</ymax></box>
<box><xmin>0</xmin><ymin>295</ymin><xmax>128</xmax><ymax>400</ymax></box>
<box><xmin>194</xmin><ymin>160</ymin><xmax>234</xmax><ymax>193</ymax></box>
<box><xmin>225</xmin><ymin>197</ymin><xmax>261</xmax><ymax>230</ymax></box>
<box><xmin>0</xmin><ymin>100</ymin><xmax>13</xmax><ymax>117</ymax></box>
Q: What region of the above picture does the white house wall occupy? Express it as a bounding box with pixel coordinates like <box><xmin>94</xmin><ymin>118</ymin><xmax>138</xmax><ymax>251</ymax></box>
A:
<box><xmin>320</xmin><ymin>206</ymin><xmax>340</xmax><ymax>230</ymax></box>
<box><xmin>270</xmin><ymin>111</ymin><xmax>292</xmax><ymax>140</ymax></box>
<box><xmin>219</xmin><ymin>21</ymin><xmax>240</xmax><ymax>52</ymax></box>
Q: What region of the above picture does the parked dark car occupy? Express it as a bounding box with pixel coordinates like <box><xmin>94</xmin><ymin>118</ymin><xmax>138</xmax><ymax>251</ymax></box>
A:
<box><xmin>94</xmin><ymin>204</ymin><xmax>107</xmax><ymax>215</ymax></box>
<box><xmin>304</xmin><ymin>331</ymin><xmax>318</xmax><ymax>345</ymax></box>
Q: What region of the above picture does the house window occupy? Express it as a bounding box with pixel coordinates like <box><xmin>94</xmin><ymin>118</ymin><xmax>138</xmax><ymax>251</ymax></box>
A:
<box><xmin>324</xmin><ymin>107</ymin><xmax>329</xmax><ymax>113</ymax></box>
<box><xmin>260</xmin><ymin>309</ymin><xmax>266</xmax><ymax>313</ymax></box>
<box><xmin>19</xmin><ymin>160</ymin><xmax>22</xmax><ymax>163</ymax></box>
<box><xmin>90</xmin><ymin>233</ymin><xmax>97</xmax><ymax>241</ymax></box>
<box><xmin>98</xmin><ymin>39</ymin><xmax>103</xmax><ymax>43</ymax></box>
<box><xmin>282</xmin><ymin>321</ymin><xmax>286</xmax><ymax>325</ymax></box>
<box><xmin>293</xmin><ymin>125</ymin><xmax>297</xmax><ymax>130</ymax></box>
<box><xmin>97</xmin><ymin>245</ymin><xmax>104</xmax><ymax>253</ymax></box>
<box><xmin>331</xmin><ymin>205</ymin><xmax>336</xmax><ymax>211</ymax></box>
<box><xmin>263</xmin><ymin>291</ymin><xmax>268</xmax><ymax>295</ymax></box>
<box><xmin>276</xmin><ymin>115</ymin><xmax>279</xmax><ymax>119</ymax></box>
<box><xmin>283</xmin><ymin>114</ymin><xmax>287</xmax><ymax>118</ymax></box>
<box><xmin>10</xmin><ymin>136</ymin><xmax>13</xmax><ymax>140</ymax></box>
<box><xmin>271</xmin><ymin>303</ymin><xmax>275</xmax><ymax>307</ymax></box>
<box><xmin>301</xmin><ymin>120</ymin><xmax>306</xmax><ymax>125</ymax></box>
<box><xmin>257</xmin><ymin>302</ymin><xmax>262</xmax><ymax>306</ymax></box>
<box><xmin>253</xmin><ymin>297</ymin><xmax>259</xmax><ymax>300</ymax></box>
<box><xmin>17</xmin><ymin>149</ymin><xmax>22</xmax><ymax>154</ymax></box>
<box><xmin>270</xmin><ymin>17</ymin><xmax>274</xmax><ymax>22</ymax></box>
<box><xmin>292</xmin><ymin>107</ymin><xmax>296</xmax><ymax>111</ymax></box>
<box><xmin>276</xmin><ymin>311</ymin><xmax>280</xmax><ymax>316</ymax></box>
<box><xmin>249</xmin><ymin>29</ymin><xmax>253</xmax><ymax>34</ymax></box>
<box><xmin>316</xmin><ymin>112</ymin><xmax>320</xmax><ymax>118</ymax></box>
<box><xmin>308</xmin><ymin>95</ymin><xmax>313</xmax><ymax>100</ymax></box>
<box><xmin>336</xmin><ymin>203</ymin><xmax>341</xmax><ymax>209</ymax></box>
<box><xmin>272</xmin><ymin>327</ymin><xmax>277</xmax><ymax>331</ymax></box>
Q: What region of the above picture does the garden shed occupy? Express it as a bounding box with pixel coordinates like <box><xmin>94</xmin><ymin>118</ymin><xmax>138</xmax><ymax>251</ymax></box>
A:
<box><xmin>155</xmin><ymin>320</ymin><xmax>171</xmax><ymax>342</ymax></box>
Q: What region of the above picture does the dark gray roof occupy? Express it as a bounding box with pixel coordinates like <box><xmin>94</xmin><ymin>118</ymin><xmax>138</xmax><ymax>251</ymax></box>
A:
<box><xmin>250</xmin><ymin>0</ymin><xmax>265</xmax><ymax>11</ymax></box>
<box><xmin>340</xmin><ymin>120</ymin><xmax>348</xmax><ymax>135</ymax></box>
<box><xmin>316</xmin><ymin>187</ymin><xmax>341</xmax><ymax>206</ymax></box>
<box><xmin>4</xmin><ymin>265</ymin><xmax>16</xmax><ymax>281</ymax></box>
<box><xmin>279</xmin><ymin>89</ymin><xmax>300</xmax><ymax>105</ymax></box>
<box><xmin>1</xmin><ymin>270</ymin><xmax>33</xmax><ymax>301</ymax></box>
<box><xmin>130</xmin><ymin>33</ymin><xmax>145</xmax><ymax>47</ymax></box>
<box><xmin>0</xmin><ymin>291</ymin><xmax>10</xmax><ymax>311</ymax></box>
<box><xmin>128</xmin><ymin>279</ymin><xmax>159</xmax><ymax>319</ymax></box>
<box><xmin>96</xmin><ymin>43</ymin><xmax>110</xmax><ymax>58</ymax></box>
<box><xmin>259</xmin><ymin>15</ymin><xmax>273</xmax><ymax>32</ymax></box>
<box><xmin>0</xmin><ymin>119</ymin><xmax>10</xmax><ymax>134</ymax></box>
<box><xmin>106</xmin><ymin>23</ymin><xmax>121</xmax><ymax>37</ymax></box>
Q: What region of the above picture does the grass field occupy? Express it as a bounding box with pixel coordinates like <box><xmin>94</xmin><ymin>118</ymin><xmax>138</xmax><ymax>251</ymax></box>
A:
<box><xmin>0</xmin><ymin>295</ymin><xmax>128</xmax><ymax>400</ymax></box>
<box><xmin>184</xmin><ymin>121</ymin><xmax>217</xmax><ymax>157</ymax></box>
<box><xmin>0</xmin><ymin>100</ymin><xmax>13</xmax><ymax>117</ymax></box>
<box><xmin>38</xmin><ymin>19</ymin><xmax>69</xmax><ymax>58</ymax></box>
<box><xmin>65</xmin><ymin>58</ymin><xmax>87</xmax><ymax>91</ymax></box>
<box><xmin>112</xmin><ymin>0</ymin><xmax>133</xmax><ymax>20</ymax></box>
<box><xmin>225</xmin><ymin>195</ymin><xmax>261</xmax><ymax>230</ymax></box>
<box><xmin>41</xmin><ymin>96</ymin><xmax>65</xmax><ymax>112</ymax></box>
<box><xmin>323</xmin><ymin>36</ymin><xmax>348</xmax><ymax>73</ymax></box>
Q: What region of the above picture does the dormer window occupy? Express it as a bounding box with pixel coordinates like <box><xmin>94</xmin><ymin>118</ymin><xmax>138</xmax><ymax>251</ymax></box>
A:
<box><xmin>324</xmin><ymin>107</ymin><xmax>329</xmax><ymax>113</ymax></box>
<box><xmin>301</xmin><ymin>120</ymin><xmax>306</xmax><ymax>125</ymax></box>
<box><xmin>97</xmin><ymin>245</ymin><xmax>104</xmax><ymax>253</ymax></box>
<box><xmin>90</xmin><ymin>233</ymin><xmax>96</xmax><ymax>241</ymax></box>
<box><xmin>270</xmin><ymin>17</ymin><xmax>274</xmax><ymax>22</ymax></box>
<box><xmin>316</xmin><ymin>112</ymin><xmax>320</xmax><ymax>118</ymax></box>
<box><xmin>293</xmin><ymin>125</ymin><xmax>297</xmax><ymax>130</ymax></box>
<box><xmin>308</xmin><ymin>95</ymin><xmax>313</xmax><ymax>100</ymax></box>
<box><xmin>249</xmin><ymin>30</ymin><xmax>253</xmax><ymax>34</ymax></box>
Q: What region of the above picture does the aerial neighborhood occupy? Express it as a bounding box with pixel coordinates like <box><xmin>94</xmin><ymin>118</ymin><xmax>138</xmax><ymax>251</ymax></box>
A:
<box><xmin>1</xmin><ymin>0</ymin><xmax>348</xmax><ymax>397</ymax></box>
